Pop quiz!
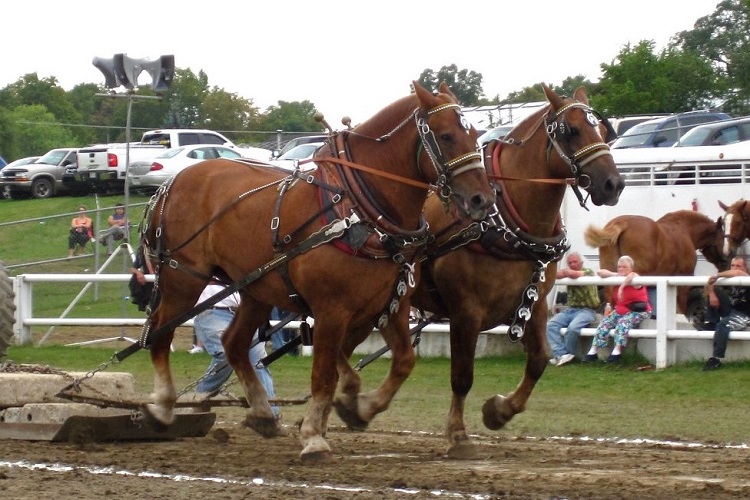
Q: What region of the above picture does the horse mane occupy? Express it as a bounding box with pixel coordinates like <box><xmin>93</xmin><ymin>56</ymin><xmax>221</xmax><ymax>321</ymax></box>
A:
<box><xmin>584</xmin><ymin>223</ymin><xmax>622</xmax><ymax>248</ymax></box>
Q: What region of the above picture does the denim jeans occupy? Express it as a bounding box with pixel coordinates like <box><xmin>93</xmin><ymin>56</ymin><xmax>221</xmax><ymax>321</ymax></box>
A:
<box><xmin>193</xmin><ymin>308</ymin><xmax>277</xmax><ymax>415</ymax></box>
<box><xmin>270</xmin><ymin>307</ymin><xmax>298</xmax><ymax>354</ymax></box>
<box><xmin>546</xmin><ymin>307</ymin><xmax>598</xmax><ymax>358</ymax></box>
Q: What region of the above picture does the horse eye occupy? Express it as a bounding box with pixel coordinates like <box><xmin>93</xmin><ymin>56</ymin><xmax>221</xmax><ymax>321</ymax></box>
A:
<box><xmin>439</xmin><ymin>133</ymin><xmax>454</xmax><ymax>143</ymax></box>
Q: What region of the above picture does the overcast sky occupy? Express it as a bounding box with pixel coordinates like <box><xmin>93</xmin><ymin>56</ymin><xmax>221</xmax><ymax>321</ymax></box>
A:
<box><xmin>4</xmin><ymin>0</ymin><xmax>723</xmax><ymax>129</ymax></box>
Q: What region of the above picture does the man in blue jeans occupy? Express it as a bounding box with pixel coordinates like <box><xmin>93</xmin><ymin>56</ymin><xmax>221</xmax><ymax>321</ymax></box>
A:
<box><xmin>546</xmin><ymin>251</ymin><xmax>601</xmax><ymax>366</ymax></box>
<box><xmin>702</xmin><ymin>256</ymin><xmax>750</xmax><ymax>371</ymax></box>
<box><xmin>192</xmin><ymin>282</ymin><xmax>278</xmax><ymax>417</ymax></box>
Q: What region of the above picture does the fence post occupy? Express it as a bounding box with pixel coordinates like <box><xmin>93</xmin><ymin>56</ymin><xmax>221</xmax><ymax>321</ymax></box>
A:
<box><xmin>654</xmin><ymin>279</ymin><xmax>676</xmax><ymax>369</ymax></box>
<box><xmin>13</xmin><ymin>276</ymin><xmax>32</xmax><ymax>345</ymax></box>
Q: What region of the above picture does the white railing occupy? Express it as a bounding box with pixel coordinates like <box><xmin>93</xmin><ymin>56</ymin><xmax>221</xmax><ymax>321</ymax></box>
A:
<box><xmin>11</xmin><ymin>273</ymin><xmax>750</xmax><ymax>369</ymax></box>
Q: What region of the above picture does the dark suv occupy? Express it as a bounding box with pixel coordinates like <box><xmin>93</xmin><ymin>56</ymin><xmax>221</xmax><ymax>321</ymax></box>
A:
<box><xmin>611</xmin><ymin>111</ymin><xmax>732</xmax><ymax>149</ymax></box>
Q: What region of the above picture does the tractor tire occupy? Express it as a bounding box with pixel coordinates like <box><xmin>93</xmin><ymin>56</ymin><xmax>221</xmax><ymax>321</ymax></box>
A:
<box><xmin>0</xmin><ymin>261</ymin><xmax>15</xmax><ymax>359</ymax></box>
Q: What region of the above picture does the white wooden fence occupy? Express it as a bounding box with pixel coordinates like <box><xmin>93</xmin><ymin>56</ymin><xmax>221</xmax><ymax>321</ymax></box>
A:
<box><xmin>10</xmin><ymin>273</ymin><xmax>750</xmax><ymax>369</ymax></box>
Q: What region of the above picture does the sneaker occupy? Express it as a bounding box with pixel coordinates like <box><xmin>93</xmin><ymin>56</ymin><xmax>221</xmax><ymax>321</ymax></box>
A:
<box><xmin>187</xmin><ymin>345</ymin><xmax>205</xmax><ymax>354</ymax></box>
<box><xmin>548</xmin><ymin>357</ymin><xmax>559</xmax><ymax>366</ymax></box>
<box><xmin>557</xmin><ymin>353</ymin><xmax>576</xmax><ymax>366</ymax></box>
<box><xmin>702</xmin><ymin>357</ymin><xmax>722</xmax><ymax>371</ymax></box>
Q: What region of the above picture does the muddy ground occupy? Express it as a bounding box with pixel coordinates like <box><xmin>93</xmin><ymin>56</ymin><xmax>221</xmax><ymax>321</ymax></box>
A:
<box><xmin>1</xmin><ymin>406</ymin><xmax>749</xmax><ymax>500</ymax></box>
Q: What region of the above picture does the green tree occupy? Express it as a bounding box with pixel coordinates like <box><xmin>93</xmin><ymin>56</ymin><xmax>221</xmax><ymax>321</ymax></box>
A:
<box><xmin>417</xmin><ymin>65</ymin><xmax>484</xmax><ymax>105</ymax></box>
<box><xmin>593</xmin><ymin>41</ymin><xmax>716</xmax><ymax>116</ymax></box>
<box><xmin>7</xmin><ymin>105</ymin><xmax>78</xmax><ymax>158</ymax></box>
<box><xmin>260</xmin><ymin>100</ymin><xmax>324</xmax><ymax>133</ymax></box>
<box><xmin>675</xmin><ymin>0</ymin><xmax>750</xmax><ymax>114</ymax></box>
<box><xmin>201</xmin><ymin>88</ymin><xmax>262</xmax><ymax>144</ymax></box>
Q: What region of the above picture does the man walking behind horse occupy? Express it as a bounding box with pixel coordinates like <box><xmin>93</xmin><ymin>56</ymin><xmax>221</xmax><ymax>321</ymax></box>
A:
<box><xmin>546</xmin><ymin>251</ymin><xmax>601</xmax><ymax>366</ymax></box>
<box><xmin>703</xmin><ymin>256</ymin><xmax>750</xmax><ymax>371</ymax></box>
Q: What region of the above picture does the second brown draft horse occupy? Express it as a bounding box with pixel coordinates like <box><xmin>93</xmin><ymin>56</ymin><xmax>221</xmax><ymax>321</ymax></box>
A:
<box><xmin>343</xmin><ymin>84</ymin><xmax>624</xmax><ymax>458</ymax></box>
<box><xmin>139</xmin><ymin>82</ymin><xmax>495</xmax><ymax>464</ymax></box>
<box><xmin>585</xmin><ymin>210</ymin><xmax>728</xmax><ymax>313</ymax></box>
<box><xmin>720</xmin><ymin>199</ymin><xmax>750</xmax><ymax>258</ymax></box>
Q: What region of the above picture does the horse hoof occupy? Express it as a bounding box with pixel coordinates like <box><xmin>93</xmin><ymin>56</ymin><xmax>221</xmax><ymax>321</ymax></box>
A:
<box><xmin>243</xmin><ymin>415</ymin><xmax>283</xmax><ymax>438</ymax></box>
<box><xmin>300</xmin><ymin>436</ymin><xmax>333</xmax><ymax>465</ymax></box>
<box><xmin>300</xmin><ymin>449</ymin><xmax>333</xmax><ymax>465</ymax></box>
<box><xmin>447</xmin><ymin>440</ymin><xmax>478</xmax><ymax>460</ymax></box>
<box><xmin>141</xmin><ymin>404</ymin><xmax>173</xmax><ymax>432</ymax></box>
<box><xmin>481</xmin><ymin>395</ymin><xmax>512</xmax><ymax>431</ymax></box>
<box><xmin>333</xmin><ymin>400</ymin><xmax>369</xmax><ymax>431</ymax></box>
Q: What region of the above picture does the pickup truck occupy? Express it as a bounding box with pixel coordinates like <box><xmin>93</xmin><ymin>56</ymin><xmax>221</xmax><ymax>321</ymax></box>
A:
<box><xmin>0</xmin><ymin>147</ymin><xmax>79</xmax><ymax>199</ymax></box>
<box><xmin>71</xmin><ymin>128</ymin><xmax>265</xmax><ymax>193</ymax></box>
<box><xmin>71</xmin><ymin>142</ymin><xmax>166</xmax><ymax>193</ymax></box>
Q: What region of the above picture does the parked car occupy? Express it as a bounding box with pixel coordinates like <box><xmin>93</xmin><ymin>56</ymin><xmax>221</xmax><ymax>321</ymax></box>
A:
<box><xmin>611</xmin><ymin>111</ymin><xmax>732</xmax><ymax>149</ymax></box>
<box><xmin>0</xmin><ymin>148</ymin><xmax>78</xmax><ymax>199</ymax></box>
<box><xmin>270</xmin><ymin>142</ymin><xmax>324</xmax><ymax>171</ymax></box>
<box><xmin>127</xmin><ymin>144</ymin><xmax>245</xmax><ymax>192</ymax></box>
<box><xmin>477</xmin><ymin>125</ymin><xmax>514</xmax><ymax>147</ymax></box>
<box><xmin>607</xmin><ymin>114</ymin><xmax>670</xmax><ymax>138</ymax></box>
<box><xmin>273</xmin><ymin>134</ymin><xmax>328</xmax><ymax>158</ymax></box>
<box><xmin>675</xmin><ymin>115</ymin><xmax>750</xmax><ymax>147</ymax></box>
<box><xmin>1</xmin><ymin>156</ymin><xmax>39</xmax><ymax>171</ymax></box>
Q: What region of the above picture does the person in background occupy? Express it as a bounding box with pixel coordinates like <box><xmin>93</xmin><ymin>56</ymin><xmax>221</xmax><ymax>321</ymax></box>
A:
<box><xmin>270</xmin><ymin>307</ymin><xmax>299</xmax><ymax>356</ymax></box>
<box><xmin>192</xmin><ymin>281</ymin><xmax>278</xmax><ymax>417</ymax></box>
<box><xmin>99</xmin><ymin>203</ymin><xmax>129</xmax><ymax>255</ymax></box>
<box><xmin>546</xmin><ymin>251</ymin><xmax>600</xmax><ymax>366</ymax></box>
<box><xmin>584</xmin><ymin>255</ymin><xmax>651</xmax><ymax>363</ymax></box>
<box><xmin>702</xmin><ymin>256</ymin><xmax>750</xmax><ymax>371</ymax></box>
<box><xmin>67</xmin><ymin>205</ymin><xmax>94</xmax><ymax>257</ymax></box>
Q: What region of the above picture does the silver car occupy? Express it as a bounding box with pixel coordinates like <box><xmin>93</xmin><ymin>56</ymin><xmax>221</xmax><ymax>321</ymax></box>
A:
<box><xmin>0</xmin><ymin>148</ymin><xmax>77</xmax><ymax>199</ymax></box>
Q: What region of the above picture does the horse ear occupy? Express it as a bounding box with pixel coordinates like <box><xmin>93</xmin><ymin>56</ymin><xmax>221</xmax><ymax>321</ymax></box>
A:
<box><xmin>438</xmin><ymin>81</ymin><xmax>459</xmax><ymax>103</ymax></box>
<box><xmin>573</xmin><ymin>86</ymin><xmax>589</xmax><ymax>105</ymax></box>
<box><xmin>542</xmin><ymin>83</ymin><xmax>564</xmax><ymax>110</ymax></box>
<box><xmin>412</xmin><ymin>80</ymin><xmax>434</xmax><ymax>107</ymax></box>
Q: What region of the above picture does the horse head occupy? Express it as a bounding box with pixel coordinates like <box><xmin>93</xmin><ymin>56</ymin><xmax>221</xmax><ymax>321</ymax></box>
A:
<box><xmin>700</xmin><ymin>215</ymin><xmax>731</xmax><ymax>272</ymax></box>
<box><xmin>719</xmin><ymin>199</ymin><xmax>750</xmax><ymax>258</ymax></box>
<box><xmin>542</xmin><ymin>83</ymin><xmax>624</xmax><ymax>207</ymax></box>
<box><xmin>412</xmin><ymin>82</ymin><xmax>495</xmax><ymax>220</ymax></box>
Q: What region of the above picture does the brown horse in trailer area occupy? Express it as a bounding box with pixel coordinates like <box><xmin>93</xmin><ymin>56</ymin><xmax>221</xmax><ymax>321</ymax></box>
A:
<box><xmin>584</xmin><ymin>210</ymin><xmax>728</xmax><ymax>316</ymax></box>
<box><xmin>138</xmin><ymin>82</ymin><xmax>495</xmax><ymax>464</ymax></box>
<box><xmin>339</xmin><ymin>84</ymin><xmax>624</xmax><ymax>458</ymax></box>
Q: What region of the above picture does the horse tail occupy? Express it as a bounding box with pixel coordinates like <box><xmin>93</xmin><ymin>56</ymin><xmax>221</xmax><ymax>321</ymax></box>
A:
<box><xmin>584</xmin><ymin>224</ymin><xmax>622</xmax><ymax>248</ymax></box>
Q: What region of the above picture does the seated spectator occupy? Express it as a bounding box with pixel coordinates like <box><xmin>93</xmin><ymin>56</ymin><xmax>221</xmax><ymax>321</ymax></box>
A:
<box><xmin>546</xmin><ymin>251</ymin><xmax>600</xmax><ymax>366</ymax></box>
<box><xmin>67</xmin><ymin>205</ymin><xmax>93</xmax><ymax>257</ymax></box>
<box><xmin>702</xmin><ymin>256</ymin><xmax>750</xmax><ymax>371</ymax></box>
<box><xmin>583</xmin><ymin>255</ymin><xmax>651</xmax><ymax>364</ymax></box>
<box><xmin>99</xmin><ymin>203</ymin><xmax>128</xmax><ymax>255</ymax></box>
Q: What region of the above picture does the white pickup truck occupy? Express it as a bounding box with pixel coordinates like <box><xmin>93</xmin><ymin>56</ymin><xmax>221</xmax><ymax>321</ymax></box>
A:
<box><xmin>72</xmin><ymin>128</ymin><xmax>267</xmax><ymax>193</ymax></box>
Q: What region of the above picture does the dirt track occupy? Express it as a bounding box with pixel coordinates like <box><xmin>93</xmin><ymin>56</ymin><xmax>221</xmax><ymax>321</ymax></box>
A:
<box><xmin>1</xmin><ymin>406</ymin><xmax>749</xmax><ymax>499</ymax></box>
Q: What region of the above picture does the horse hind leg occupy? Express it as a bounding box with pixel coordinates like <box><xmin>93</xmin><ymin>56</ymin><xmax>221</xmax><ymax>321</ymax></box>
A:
<box><xmin>482</xmin><ymin>314</ymin><xmax>548</xmax><ymax>431</ymax></box>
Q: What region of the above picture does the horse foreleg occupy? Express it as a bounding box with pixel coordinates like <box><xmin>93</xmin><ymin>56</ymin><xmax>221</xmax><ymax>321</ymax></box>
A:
<box><xmin>145</xmin><ymin>331</ymin><xmax>177</xmax><ymax>429</ymax></box>
<box><xmin>223</xmin><ymin>303</ymin><xmax>280</xmax><ymax>438</ymax></box>
<box><xmin>482</xmin><ymin>313</ymin><xmax>548</xmax><ymax>431</ymax></box>
<box><xmin>299</xmin><ymin>318</ymin><xmax>343</xmax><ymax>464</ymax></box>
<box><xmin>334</xmin><ymin>309</ymin><xmax>416</xmax><ymax>431</ymax></box>
<box><xmin>445</xmin><ymin>317</ymin><xmax>481</xmax><ymax>459</ymax></box>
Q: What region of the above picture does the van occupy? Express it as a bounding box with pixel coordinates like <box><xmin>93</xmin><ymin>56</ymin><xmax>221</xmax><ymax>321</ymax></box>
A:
<box><xmin>611</xmin><ymin>111</ymin><xmax>731</xmax><ymax>149</ymax></box>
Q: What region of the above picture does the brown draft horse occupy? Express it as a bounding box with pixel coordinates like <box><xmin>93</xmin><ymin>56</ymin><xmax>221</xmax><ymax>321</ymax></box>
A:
<box><xmin>585</xmin><ymin>210</ymin><xmax>728</xmax><ymax>313</ymax></box>
<box><xmin>344</xmin><ymin>84</ymin><xmax>624</xmax><ymax>458</ymax></box>
<box><xmin>139</xmin><ymin>82</ymin><xmax>495</xmax><ymax>464</ymax></box>
<box><xmin>720</xmin><ymin>199</ymin><xmax>750</xmax><ymax>258</ymax></box>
